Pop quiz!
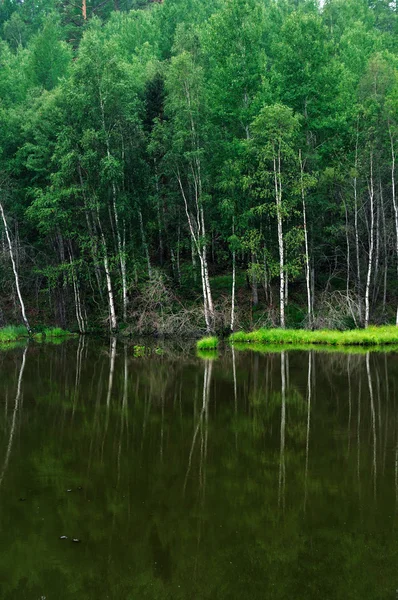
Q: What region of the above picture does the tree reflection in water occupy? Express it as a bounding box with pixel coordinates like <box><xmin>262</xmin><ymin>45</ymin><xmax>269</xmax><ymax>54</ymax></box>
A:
<box><xmin>0</xmin><ymin>340</ymin><xmax>397</xmax><ymax>599</ymax></box>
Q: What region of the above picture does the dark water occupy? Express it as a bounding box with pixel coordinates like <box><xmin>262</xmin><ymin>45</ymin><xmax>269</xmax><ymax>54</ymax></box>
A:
<box><xmin>1</xmin><ymin>339</ymin><xmax>398</xmax><ymax>599</ymax></box>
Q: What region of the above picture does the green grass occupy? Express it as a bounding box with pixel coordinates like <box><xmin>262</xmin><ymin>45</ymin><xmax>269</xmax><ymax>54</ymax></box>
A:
<box><xmin>230</xmin><ymin>326</ymin><xmax>398</xmax><ymax>347</ymax></box>
<box><xmin>34</xmin><ymin>327</ymin><xmax>76</xmax><ymax>341</ymax></box>
<box><xmin>0</xmin><ymin>325</ymin><xmax>29</xmax><ymax>344</ymax></box>
<box><xmin>196</xmin><ymin>336</ymin><xmax>219</xmax><ymax>350</ymax></box>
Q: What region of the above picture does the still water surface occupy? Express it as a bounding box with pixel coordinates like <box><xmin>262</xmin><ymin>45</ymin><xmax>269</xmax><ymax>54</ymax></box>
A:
<box><xmin>0</xmin><ymin>339</ymin><xmax>398</xmax><ymax>599</ymax></box>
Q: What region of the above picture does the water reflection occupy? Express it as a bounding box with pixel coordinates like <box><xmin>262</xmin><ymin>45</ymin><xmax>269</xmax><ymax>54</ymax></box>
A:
<box><xmin>0</xmin><ymin>341</ymin><xmax>397</xmax><ymax>599</ymax></box>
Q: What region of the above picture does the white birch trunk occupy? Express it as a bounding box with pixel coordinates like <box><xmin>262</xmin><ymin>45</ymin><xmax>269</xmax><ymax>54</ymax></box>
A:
<box><xmin>97</xmin><ymin>214</ymin><xmax>117</xmax><ymax>332</ymax></box>
<box><xmin>389</xmin><ymin>127</ymin><xmax>398</xmax><ymax>325</ymax></box>
<box><xmin>0</xmin><ymin>201</ymin><xmax>31</xmax><ymax>334</ymax></box>
<box><xmin>112</xmin><ymin>193</ymin><xmax>127</xmax><ymax>322</ymax></box>
<box><xmin>344</xmin><ymin>199</ymin><xmax>350</xmax><ymax>300</ymax></box>
<box><xmin>365</xmin><ymin>152</ymin><xmax>375</xmax><ymax>328</ymax></box>
<box><xmin>299</xmin><ymin>151</ymin><xmax>312</xmax><ymax>327</ymax></box>
<box><xmin>231</xmin><ymin>219</ymin><xmax>236</xmax><ymax>332</ymax></box>
<box><xmin>353</xmin><ymin>129</ymin><xmax>362</xmax><ymax>324</ymax></box>
<box><xmin>274</xmin><ymin>148</ymin><xmax>285</xmax><ymax>328</ymax></box>
<box><xmin>200</xmin><ymin>206</ymin><xmax>214</xmax><ymax>323</ymax></box>
<box><xmin>381</xmin><ymin>188</ymin><xmax>388</xmax><ymax>313</ymax></box>
<box><xmin>70</xmin><ymin>257</ymin><xmax>85</xmax><ymax>334</ymax></box>
<box><xmin>177</xmin><ymin>172</ymin><xmax>214</xmax><ymax>332</ymax></box>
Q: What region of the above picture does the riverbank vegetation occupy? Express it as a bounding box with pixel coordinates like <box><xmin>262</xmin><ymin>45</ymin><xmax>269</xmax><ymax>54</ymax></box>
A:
<box><xmin>230</xmin><ymin>326</ymin><xmax>398</xmax><ymax>347</ymax></box>
<box><xmin>197</xmin><ymin>336</ymin><xmax>219</xmax><ymax>351</ymax></box>
<box><xmin>0</xmin><ymin>0</ymin><xmax>397</xmax><ymax>334</ymax></box>
<box><xmin>0</xmin><ymin>326</ymin><xmax>29</xmax><ymax>344</ymax></box>
<box><xmin>0</xmin><ymin>325</ymin><xmax>75</xmax><ymax>344</ymax></box>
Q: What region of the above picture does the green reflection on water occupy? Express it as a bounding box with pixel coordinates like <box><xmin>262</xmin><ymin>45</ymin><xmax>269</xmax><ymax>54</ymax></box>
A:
<box><xmin>0</xmin><ymin>339</ymin><xmax>397</xmax><ymax>599</ymax></box>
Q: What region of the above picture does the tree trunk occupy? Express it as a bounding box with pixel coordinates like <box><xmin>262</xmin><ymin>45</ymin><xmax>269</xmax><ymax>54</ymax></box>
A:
<box><xmin>344</xmin><ymin>198</ymin><xmax>350</xmax><ymax>300</ymax></box>
<box><xmin>177</xmin><ymin>172</ymin><xmax>214</xmax><ymax>332</ymax></box>
<box><xmin>365</xmin><ymin>151</ymin><xmax>375</xmax><ymax>328</ymax></box>
<box><xmin>381</xmin><ymin>187</ymin><xmax>388</xmax><ymax>313</ymax></box>
<box><xmin>68</xmin><ymin>246</ymin><xmax>85</xmax><ymax>334</ymax></box>
<box><xmin>0</xmin><ymin>201</ymin><xmax>31</xmax><ymax>334</ymax></box>
<box><xmin>251</xmin><ymin>253</ymin><xmax>258</xmax><ymax>306</ymax></box>
<box><xmin>274</xmin><ymin>148</ymin><xmax>285</xmax><ymax>328</ymax></box>
<box><xmin>139</xmin><ymin>209</ymin><xmax>152</xmax><ymax>279</ymax></box>
<box><xmin>230</xmin><ymin>219</ymin><xmax>236</xmax><ymax>332</ymax></box>
<box><xmin>354</xmin><ymin>128</ymin><xmax>362</xmax><ymax>325</ymax></box>
<box><xmin>372</xmin><ymin>183</ymin><xmax>380</xmax><ymax>306</ymax></box>
<box><xmin>200</xmin><ymin>206</ymin><xmax>214</xmax><ymax>324</ymax></box>
<box><xmin>112</xmin><ymin>197</ymin><xmax>127</xmax><ymax>322</ymax></box>
<box><xmin>97</xmin><ymin>213</ymin><xmax>117</xmax><ymax>333</ymax></box>
<box><xmin>78</xmin><ymin>165</ymin><xmax>104</xmax><ymax>302</ymax></box>
<box><xmin>389</xmin><ymin>126</ymin><xmax>398</xmax><ymax>325</ymax></box>
<box><xmin>299</xmin><ymin>151</ymin><xmax>312</xmax><ymax>327</ymax></box>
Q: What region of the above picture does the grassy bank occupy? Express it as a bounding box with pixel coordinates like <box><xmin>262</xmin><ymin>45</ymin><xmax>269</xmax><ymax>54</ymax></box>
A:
<box><xmin>33</xmin><ymin>327</ymin><xmax>77</xmax><ymax>341</ymax></box>
<box><xmin>197</xmin><ymin>336</ymin><xmax>219</xmax><ymax>350</ymax></box>
<box><xmin>229</xmin><ymin>326</ymin><xmax>398</xmax><ymax>347</ymax></box>
<box><xmin>0</xmin><ymin>325</ymin><xmax>30</xmax><ymax>344</ymax></box>
<box><xmin>0</xmin><ymin>325</ymin><xmax>76</xmax><ymax>345</ymax></box>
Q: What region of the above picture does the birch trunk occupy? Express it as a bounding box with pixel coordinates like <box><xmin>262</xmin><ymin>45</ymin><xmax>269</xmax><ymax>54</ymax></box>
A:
<box><xmin>191</xmin><ymin>239</ymin><xmax>197</xmax><ymax>283</ymax></box>
<box><xmin>200</xmin><ymin>206</ymin><xmax>214</xmax><ymax>323</ymax></box>
<box><xmin>344</xmin><ymin>199</ymin><xmax>350</xmax><ymax>301</ymax></box>
<box><xmin>381</xmin><ymin>188</ymin><xmax>388</xmax><ymax>313</ymax></box>
<box><xmin>353</xmin><ymin>129</ymin><xmax>362</xmax><ymax>324</ymax></box>
<box><xmin>230</xmin><ymin>219</ymin><xmax>236</xmax><ymax>332</ymax></box>
<box><xmin>274</xmin><ymin>146</ymin><xmax>285</xmax><ymax>328</ymax></box>
<box><xmin>251</xmin><ymin>253</ymin><xmax>258</xmax><ymax>306</ymax></box>
<box><xmin>97</xmin><ymin>214</ymin><xmax>117</xmax><ymax>332</ymax></box>
<box><xmin>99</xmin><ymin>87</ymin><xmax>128</xmax><ymax>317</ymax></box>
<box><xmin>177</xmin><ymin>172</ymin><xmax>214</xmax><ymax>332</ymax></box>
<box><xmin>69</xmin><ymin>249</ymin><xmax>85</xmax><ymax>334</ymax></box>
<box><xmin>299</xmin><ymin>151</ymin><xmax>312</xmax><ymax>327</ymax></box>
<box><xmin>0</xmin><ymin>201</ymin><xmax>31</xmax><ymax>334</ymax></box>
<box><xmin>78</xmin><ymin>165</ymin><xmax>103</xmax><ymax>302</ymax></box>
<box><xmin>365</xmin><ymin>151</ymin><xmax>375</xmax><ymax>328</ymax></box>
<box><xmin>389</xmin><ymin>126</ymin><xmax>398</xmax><ymax>325</ymax></box>
<box><xmin>372</xmin><ymin>184</ymin><xmax>380</xmax><ymax>306</ymax></box>
<box><xmin>112</xmin><ymin>197</ymin><xmax>127</xmax><ymax>321</ymax></box>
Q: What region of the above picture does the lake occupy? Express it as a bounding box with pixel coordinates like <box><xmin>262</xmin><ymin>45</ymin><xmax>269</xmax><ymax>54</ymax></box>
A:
<box><xmin>0</xmin><ymin>339</ymin><xmax>397</xmax><ymax>599</ymax></box>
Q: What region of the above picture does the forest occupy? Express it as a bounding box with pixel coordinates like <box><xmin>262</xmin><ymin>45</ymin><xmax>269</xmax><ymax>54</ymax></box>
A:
<box><xmin>0</xmin><ymin>0</ymin><xmax>397</xmax><ymax>336</ymax></box>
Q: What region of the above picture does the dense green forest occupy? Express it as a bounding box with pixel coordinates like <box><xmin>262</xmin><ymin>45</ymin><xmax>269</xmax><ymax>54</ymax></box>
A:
<box><xmin>0</xmin><ymin>0</ymin><xmax>397</xmax><ymax>335</ymax></box>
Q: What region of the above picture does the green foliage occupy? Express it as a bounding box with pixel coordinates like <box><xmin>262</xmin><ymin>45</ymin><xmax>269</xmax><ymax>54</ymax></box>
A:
<box><xmin>230</xmin><ymin>326</ymin><xmax>398</xmax><ymax>346</ymax></box>
<box><xmin>0</xmin><ymin>0</ymin><xmax>397</xmax><ymax>334</ymax></box>
<box><xmin>0</xmin><ymin>325</ymin><xmax>29</xmax><ymax>343</ymax></box>
<box><xmin>33</xmin><ymin>327</ymin><xmax>76</xmax><ymax>341</ymax></box>
<box><xmin>197</xmin><ymin>336</ymin><xmax>219</xmax><ymax>350</ymax></box>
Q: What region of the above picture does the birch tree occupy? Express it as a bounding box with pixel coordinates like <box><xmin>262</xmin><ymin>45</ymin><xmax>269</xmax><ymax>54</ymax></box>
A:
<box><xmin>250</xmin><ymin>104</ymin><xmax>300</xmax><ymax>328</ymax></box>
<box><xmin>0</xmin><ymin>198</ymin><xmax>31</xmax><ymax>334</ymax></box>
<box><xmin>164</xmin><ymin>42</ymin><xmax>215</xmax><ymax>332</ymax></box>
